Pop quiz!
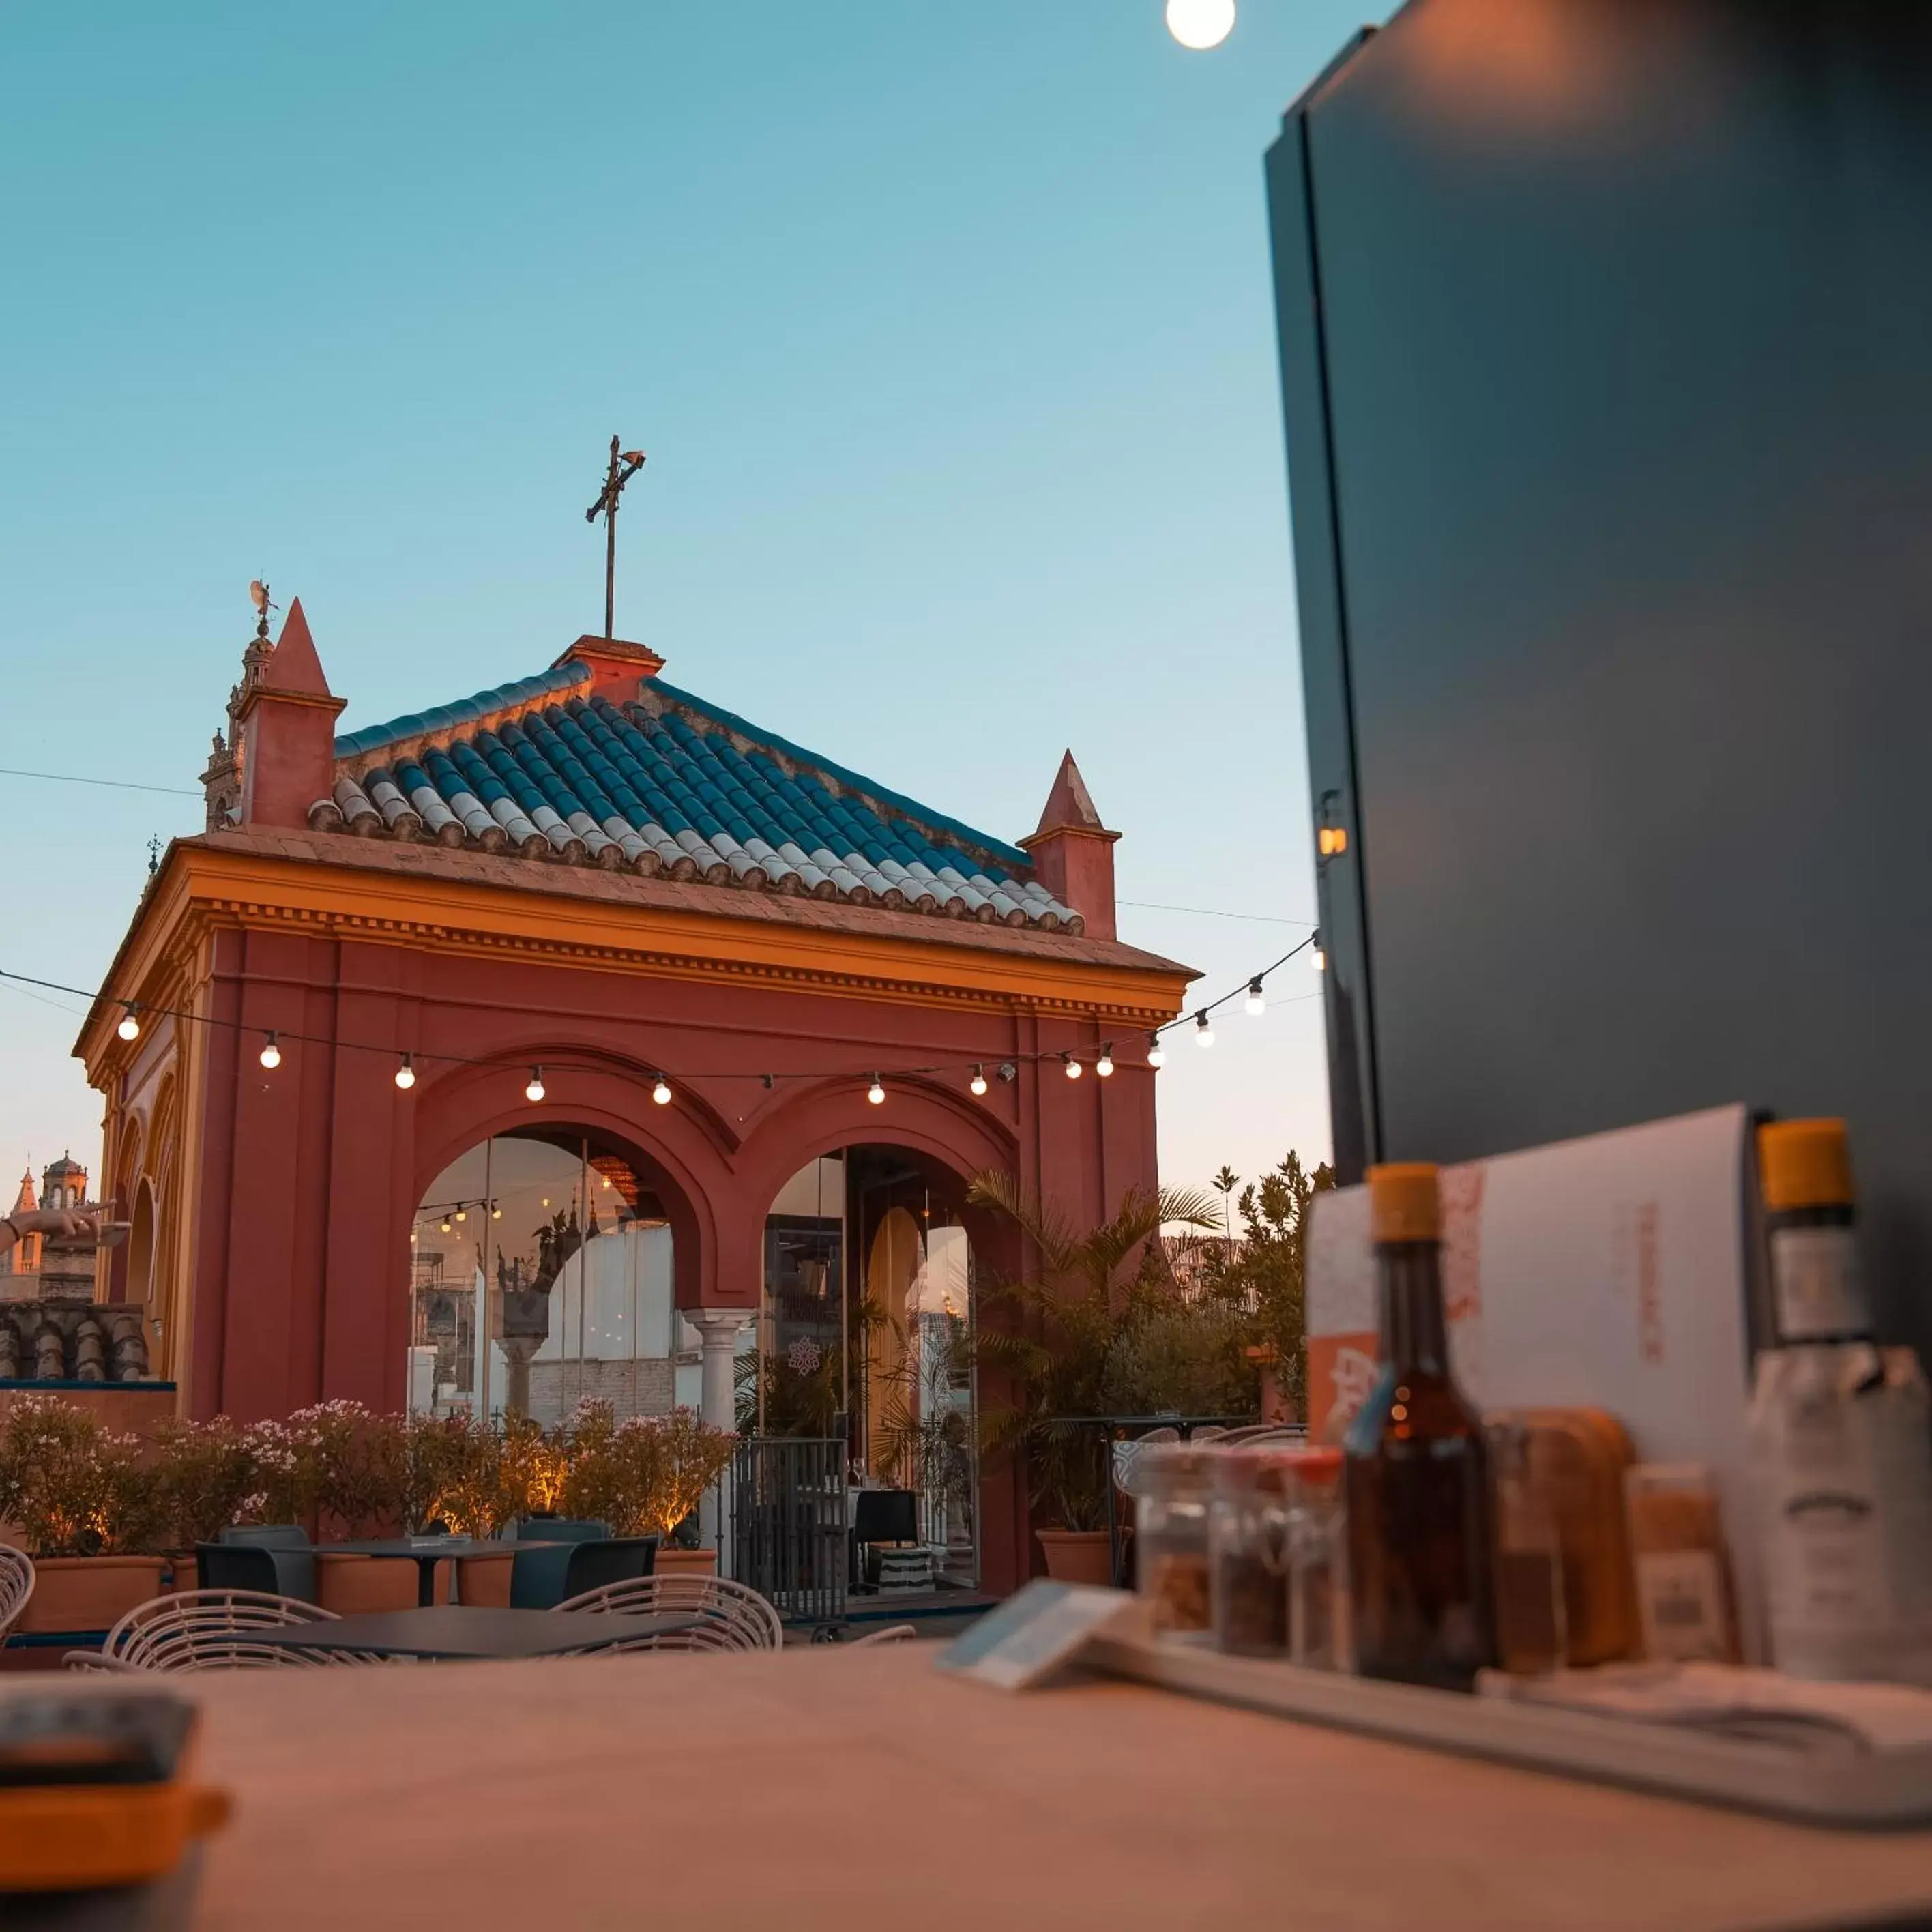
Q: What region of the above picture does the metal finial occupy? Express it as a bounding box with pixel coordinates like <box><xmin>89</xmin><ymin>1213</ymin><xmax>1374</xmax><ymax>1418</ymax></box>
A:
<box><xmin>584</xmin><ymin>436</ymin><xmax>648</xmax><ymax>639</ymax></box>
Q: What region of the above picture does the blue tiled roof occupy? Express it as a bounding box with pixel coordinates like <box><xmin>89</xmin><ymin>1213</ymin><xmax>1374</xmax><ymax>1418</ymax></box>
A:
<box><xmin>318</xmin><ymin>662</ymin><xmax>1078</xmax><ymax>931</ymax></box>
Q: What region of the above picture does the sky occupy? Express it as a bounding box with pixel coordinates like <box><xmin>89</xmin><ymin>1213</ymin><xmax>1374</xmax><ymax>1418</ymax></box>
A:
<box><xmin>0</xmin><ymin>0</ymin><xmax>1387</xmax><ymax>1214</ymax></box>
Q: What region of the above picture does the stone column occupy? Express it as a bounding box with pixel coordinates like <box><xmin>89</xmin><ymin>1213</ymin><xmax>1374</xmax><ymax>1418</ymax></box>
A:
<box><xmin>688</xmin><ymin>1308</ymin><xmax>751</xmax><ymax>1569</ymax></box>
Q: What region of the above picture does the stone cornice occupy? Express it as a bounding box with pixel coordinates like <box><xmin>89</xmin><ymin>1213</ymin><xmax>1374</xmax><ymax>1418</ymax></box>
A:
<box><xmin>78</xmin><ymin>838</ymin><xmax>1193</xmax><ymax>1073</ymax></box>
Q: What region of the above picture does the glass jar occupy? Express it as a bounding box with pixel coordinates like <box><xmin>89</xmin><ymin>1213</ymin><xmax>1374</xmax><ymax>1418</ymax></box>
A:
<box><xmin>1487</xmin><ymin>1419</ymin><xmax>1568</xmax><ymax>1676</ymax></box>
<box><xmin>1210</xmin><ymin>1450</ymin><xmax>1296</xmax><ymax>1655</ymax></box>
<box><xmin>1287</xmin><ymin>1446</ymin><xmax>1346</xmax><ymax>1670</ymax></box>
<box><xmin>1135</xmin><ymin>1443</ymin><xmax>1217</xmax><ymax>1634</ymax></box>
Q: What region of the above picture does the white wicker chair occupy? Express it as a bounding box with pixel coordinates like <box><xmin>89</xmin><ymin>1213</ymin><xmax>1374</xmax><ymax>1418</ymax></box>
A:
<box><xmin>68</xmin><ymin>1589</ymin><xmax>355</xmax><ymax>1673</ymax></box>
<box><xmin>847</xmin><ymin>1623</ymin><xmax>918</xmax><ymax>1647</ymax></box>
<box><xmin>0</xmin><ymin>1544</ymin><xmax>34</xmax><ymax>1640</ymax></box>
<box><xmin>555</xmin><ymin>1573</ymin><xmax>785</xmax><ymax>1652</ymax></box>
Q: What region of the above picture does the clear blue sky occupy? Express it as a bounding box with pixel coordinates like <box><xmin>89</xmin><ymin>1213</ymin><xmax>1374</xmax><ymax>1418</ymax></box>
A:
<box><xmin>0</xmin><ymin>0</ymin><xmax>1385</xmax><ymax>1208</ymax></box>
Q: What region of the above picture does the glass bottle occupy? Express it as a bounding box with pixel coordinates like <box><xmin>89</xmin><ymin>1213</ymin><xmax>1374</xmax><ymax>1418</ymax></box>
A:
<box><xmin>1748</xmin><ymin>1119</ymin><xmax>1932</xmax><ymax>1684</ymax></box>
<box><xmin>1344</xmin><ymin>1162</ymin><xmax>1497</xmax><ymax>1690</ymax></box>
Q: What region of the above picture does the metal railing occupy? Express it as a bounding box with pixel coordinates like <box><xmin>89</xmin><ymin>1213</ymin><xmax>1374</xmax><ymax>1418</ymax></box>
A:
<box><xmin>729</xmin><ymin>1436</ymin><xmax>848</xmax><ymax>1622</ymax></box>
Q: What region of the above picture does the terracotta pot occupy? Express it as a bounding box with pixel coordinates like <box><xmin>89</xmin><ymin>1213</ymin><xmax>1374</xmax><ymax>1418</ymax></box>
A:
<box><xmin>456</xmin><ymin>1552</ymin><xmax>513</xmax><ymax>1607</ymax></box>
<box><xmin>653</xmin><ymin>1547</ymin><xmax>717</xmax><ymax>1578</ymax></box>
<box><xmin>17</xmin><ymin>1555</ymin><xmax>169</xmax><ymax>1634</ymax></box>
<box><xmin>317</xmin><ymin>1551</ymin><xmax>444</xmax><ymax>1614</ymax></box>
<box><xmin>1035</xmin><ymin>1529</ymin><xmax>1114</xmax><ymax>1587</ymax></box>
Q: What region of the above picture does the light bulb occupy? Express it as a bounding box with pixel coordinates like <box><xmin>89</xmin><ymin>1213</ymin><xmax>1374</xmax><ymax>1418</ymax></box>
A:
<box><xmin>259</xmin><ymin>1031</ymin><xmax>281</xmax><ymax>1070</ymax></box>
<box><xmin>1147</xmin><ymin>1033</ymin><xmax>1165</xmax><ymax>1069</ymax></box>
<box><xmin>410</xmin><ymin>1229</ymin><xmax>418</xmax><ymax>1244</ymax></box>
<box><xmin>395</xmin><ymin>1054</ymin><xmax>415</xmax><ymax>1090</ymax></box>
<box><xmin>1063</xmin><ymin>1053</ymin><xmax>1082</xmax><ymax>1080</ymax></box>
<box><xmin>525</xmin><ymin>1067</ymin><xmax>545</xmax><ymax>1103</ymax></box>
<box><xmin>541</xmin><ymin>1197</ymin><xmax>551</xmax><ymax>1210</ymax></box>
<box><xmin>1195</xmin><ymin>1013</ymin><xmax>1214</xmax><ymax>1049</ymax></box>
<box><xmin>117</xmin><ymin>1004</ymin><xmax>141</xmax><ymax>1042</ymax></box>
<box><xmin>1311</xmin><ymin>930</ymin><xmax>1326</xmax><ymax>971</ymax></box>
<box><xmin>1096</xmin><ymin>1045</ymin><xmax>1115</xmax><ymax>1077</ymax></box>
<box><xmin>867</xmin><ymin>1077</ymin><xmax>886</xmax><ymax>1106</ymax></box>
<box><xmin>969</xmin><ymin>1064</ymin><xmax>989</xmax><ymax>1097</ymax></box>
<box><xmin>652</xmin><ymin>1078</ymin><xmax>672</xmax><ymax>1106</ymax></box>
<box><xmin>441</xmin><ymin>1218</ymin><xmax>452</xmax><ymax>1235</ymax></box>
<box><xmin>454</xmin><ymin>1206</ymin><xmax>467</xmax><ymax>1223</ymax></box>
<box><xmin>601</xmin><ymin>1175</ymin><xmax>611</xmax><ymax>1190</ymax></box>
<box><xmin>1166</xmin><ymin>0</ymin><xmax>1235</xmax><ymax>51</ymax></box>
<box><xmin>492</xmin><ymin>1203</ymin><xmax>503</xmax><ymax>1220</ymax></box>
<box><xmin>1245</xmin><ymin>977</ymin><xmax>1266</xmax><ymax>1017</ymax></box>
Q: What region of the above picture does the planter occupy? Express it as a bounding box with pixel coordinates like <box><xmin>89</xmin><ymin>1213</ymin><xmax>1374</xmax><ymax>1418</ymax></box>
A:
<box><xmin>1036</xmin><ymin>1529</ymin><xmax>1114</xmax><ymax>1587</ymax></box>
<box><xmin>316</xmin><ymin>1551</ymin><xmax>444</xmax><ymax>1614</ymax></box>
<box><xmin>17</xmin><ymin>1555</ymin><xmax>169</xmax><ymax>1634</ymax></box>
<box><xmin>654</xmin><ymin>1547</ymin><xmax>716</xmax><ymax>1579</ymax></box>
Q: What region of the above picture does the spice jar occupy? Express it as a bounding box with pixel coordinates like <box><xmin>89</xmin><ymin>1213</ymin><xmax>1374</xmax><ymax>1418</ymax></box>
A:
<box><xmin>1287</xmin><ymin>1446</ymin><xmax>1346</xmax><ymax>1670</ymax></box>
<box><xmin>1487</xmin><ymin>1418</ymin><xmax>1568</xmax><ymax>1675</ymax></box>
<box><xmin>1135</xmin><ymin>1443</ymin><xmax>1217</xmax><ymax>1634</ymax></box>
<box><xmin>1210</xmin><ymin>1450</ymin><xmax>1297</xmax><ymax>1655</ymax></box>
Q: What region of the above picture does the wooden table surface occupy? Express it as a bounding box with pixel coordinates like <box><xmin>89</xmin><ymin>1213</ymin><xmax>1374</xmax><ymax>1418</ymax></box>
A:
<box><xmin>58</xmin><ymin>1649</ymin><xmax>1932</xmax><ymax>1929</ymax></box>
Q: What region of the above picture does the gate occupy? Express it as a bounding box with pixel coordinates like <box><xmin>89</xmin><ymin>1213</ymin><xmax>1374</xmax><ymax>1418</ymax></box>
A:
<box><xmin>729</xmin><ymin>1435</ymin><xmax>847</xmax><ymax>1622</ymax></box>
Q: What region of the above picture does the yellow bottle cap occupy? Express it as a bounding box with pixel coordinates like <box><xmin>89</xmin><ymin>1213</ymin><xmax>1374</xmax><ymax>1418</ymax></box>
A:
<box><xmin>1368</xmin><ymin>1162</ymin><xmax>1441</xmax><ymax>1243</ymax></box>
<box><xmin>1758</xmin><ymin>1118</ymin><xmax>1854</xmax><ymax>1211</ymax></box>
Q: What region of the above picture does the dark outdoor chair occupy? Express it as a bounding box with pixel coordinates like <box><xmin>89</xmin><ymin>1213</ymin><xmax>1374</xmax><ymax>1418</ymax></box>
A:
<box><xmin>851</xmin><ymin>1489</ymin><xmax>920</xmax><ymax>1592</ymax></box>
<box><xmin>560</xmin><ymin>1536</ymin><xmax>658</xmax><ymax>1599</ymax></box>
<box><xmin>216</xmin><ymin>1525</ymin><xmax>318</xmax><ymax>1603</ymax></box>
<box><xmin>508</xmin><ymin>1520</ymin><xmax>613</xmax><ymax>1610</ymax></box>
<box><xmin>197</xmin><ymin>1543</ymin><xmax>284</xmax><ymax>1596</ymax></box>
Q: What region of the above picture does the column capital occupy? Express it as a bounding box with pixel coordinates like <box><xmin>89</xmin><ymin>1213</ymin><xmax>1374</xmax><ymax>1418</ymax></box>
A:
<box><xmin>688</xmin><ymin>1306</ymin><xmax>755</xmax><ymax>1341</ymax></box>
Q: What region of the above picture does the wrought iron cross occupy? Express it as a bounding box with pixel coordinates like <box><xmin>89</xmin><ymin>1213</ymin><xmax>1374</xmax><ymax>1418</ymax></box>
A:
<box><xmin>584</xmin><ymin>435</ymin><xmax>647</xmax><ymax>639</ymax></box>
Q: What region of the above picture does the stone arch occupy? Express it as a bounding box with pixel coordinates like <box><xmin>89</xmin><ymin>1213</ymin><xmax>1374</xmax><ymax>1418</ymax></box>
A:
<box><xmin>409</xmin><ymin>1050</ymin><xmax>739</xmax><ymax>1315</ymax></box>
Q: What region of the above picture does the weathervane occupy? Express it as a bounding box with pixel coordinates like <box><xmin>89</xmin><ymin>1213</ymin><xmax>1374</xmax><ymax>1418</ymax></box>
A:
<box><xmin>248</xmin><ymin>578</ymin><xmax>277</xmax><ymax>640</ymax></box>
<box><xmin>584</xmin><ymin>435</ymin><xmax>647</xmax><ymax>639</ymax></box>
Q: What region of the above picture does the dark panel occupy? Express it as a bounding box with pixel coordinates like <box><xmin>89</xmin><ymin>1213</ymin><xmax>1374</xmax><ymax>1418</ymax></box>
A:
<box><xmin>1269</xmin><ymin>0</ymin><xmax>1932</xmax><ymax>1355</ymax></box>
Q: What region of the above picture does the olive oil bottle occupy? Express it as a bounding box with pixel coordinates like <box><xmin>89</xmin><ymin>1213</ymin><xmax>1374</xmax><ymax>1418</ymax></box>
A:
<box><xmin>1344</xmin><ymin>1163</ymin><xmax>1498</xmax><ymax>1690</ymax></box>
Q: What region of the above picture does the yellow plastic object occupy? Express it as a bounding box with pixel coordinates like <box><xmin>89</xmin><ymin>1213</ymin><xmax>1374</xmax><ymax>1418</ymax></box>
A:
<box><xmin>1757</xmin><ymin>1117</ymin><xmax>1855</xmax><ymax>1211</ymax></box>
<box><xmin>0</xmin><ymin>1763</ymin><xmax>231</xmax><ymax>1894</ymax></box>
<box><xmin>1367</xmin><ymin>1162</ymin><xmax>1440</xmax><ymax>1243</ymax></box>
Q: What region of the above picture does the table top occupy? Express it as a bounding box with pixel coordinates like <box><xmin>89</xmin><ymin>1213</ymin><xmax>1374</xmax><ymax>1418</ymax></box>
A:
<box><xmin>33</xmin><ymin>1647</ymin><xmax>1930</xmax><ymax>1930</ymax></box>
<box><xmin>244</xmin><ymin>1606</ymin><xmax>697</xmax><ymax>1658</ymax></box>
<box><xmin>322</xmin><ymin>1538</ymin><xmax>529</xmax><ymax>1559</ymax></box>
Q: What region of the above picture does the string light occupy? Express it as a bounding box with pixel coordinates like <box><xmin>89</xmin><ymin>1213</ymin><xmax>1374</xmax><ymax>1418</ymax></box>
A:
<box><xmin>1096</xmin><ymin>1044</ymin><xmax>1115</xmax><ymax>1077</ymax></box>
<box><xmin>1063</xmin><ymin>1053</ymin><xmax>1082</xmax><ymax>1081</ymax></box>
<box><xmin>394</xmin><ymin>1053</ymin><xmax>415</xmax><ymax>1090</ymax></box>
<box><xmin>652</xmin><ymin>1077</ymin><xmax>672</xmax><ymax>1107</ymax></box>
<box><xmin>1318</xmin><ymin>825</ymin><xmax>1348</xmax><ymax>858</ymax></box>
<box><xmin>1311</xmin><ymin>929</ymin><xmax>1326</xmax><ymax>971</ymax></box>
<box><xmin>492</xmin><ymin>1201</ymin><xmax>503</xmax><ymax>1219</ymax></box>
<box><xmin>600</xmin><ymin>1175</ymin><xmax>611</xmax><ymax>1190</ymax></box>
<box><xmin>454</xmin><ymin>1205</ymin><xmax>467</xmax><ymax>1223</ymax></box>
<box><xmin>117</xmin><ymin>1004</ymin><xmax>141</xmax><ymax>1042</ymax></box>
<box><xmin>1244</xmin><ymin>977</ymin><xmax>1266</xmax><ymax>1017</ymax></box>
<box><xmin>440</xmin><ymin>1216</ymin><xmax>452</xmax><ymax>1234</ymax></box>
<box><xmin>1147</xmin><ymin>1033</ymin><xmax>1165</xmax><ymax>1069</ymax></box>
<box><xmin>867</xmin><ymin>1075</ymin><xmax>886</xmax><ymax>1106</ymax></box>
<box><xmin>525</xmin><ymin>1067</ymin><xmax>545</xmax><ymax>1103</ymax></box>
<box><xmin>969</xmin><ymin>1064</ymin><xmax>989</xmax><ymax>1096</ymax></box>
<box><xmin>541</xmin><ymin>1197</ymin><xmax>551</xmax><ymax>1209</ymax></box>
<box><xmin>409</xmin><ymin>1229</ymin><xmax>418</xmax><ymax>1244</ymax></box>
<box><xmin>1195</xmin><ymin>1012</ymin><xmax>1214</xmax><ymax>1049</ymax></box>
<box><xmin>259</xmin><ymin>1031</ymin><xmax>282</xmax><ymax>1070</ymax></box>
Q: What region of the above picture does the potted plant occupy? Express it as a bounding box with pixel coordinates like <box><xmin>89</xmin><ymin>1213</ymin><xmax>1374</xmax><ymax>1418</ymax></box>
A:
<box><xmin>559</xmin><ymin>1401</ymin><xmax>735</xmax><ymax>1572</ymax></box>
<box><xmin>0</xmin><ymin>1396</ymin><xmax>168</xmax><ymax>1631</ymax></box>
<box><xmin>967</xmin><ymin>1173</ymin><xmax>1222</xmax><ymax>1585</ymax></box>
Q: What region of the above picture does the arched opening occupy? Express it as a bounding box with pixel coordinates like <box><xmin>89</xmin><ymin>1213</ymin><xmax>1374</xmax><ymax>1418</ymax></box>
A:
<box><xmin>752</xmin><ymin>1144</ymin><xmax>982</xmax><ymax>1592</ymax></box>
<box><xmin>126</xmin><ymin>1177</ymin><xmax>158</xmax><ymax>1310</ymax></box>
<box><xmin>409</xmin><ymin>1127</ymin><xmax>685</xmax><ymax>1426</ymax></box>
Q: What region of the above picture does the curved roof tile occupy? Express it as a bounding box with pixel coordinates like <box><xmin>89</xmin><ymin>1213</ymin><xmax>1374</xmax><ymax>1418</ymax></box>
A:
<box><xmin>326</xmin><ymin>659</ymin><xmax>1081</xmax><ymax>932</ymax></box>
